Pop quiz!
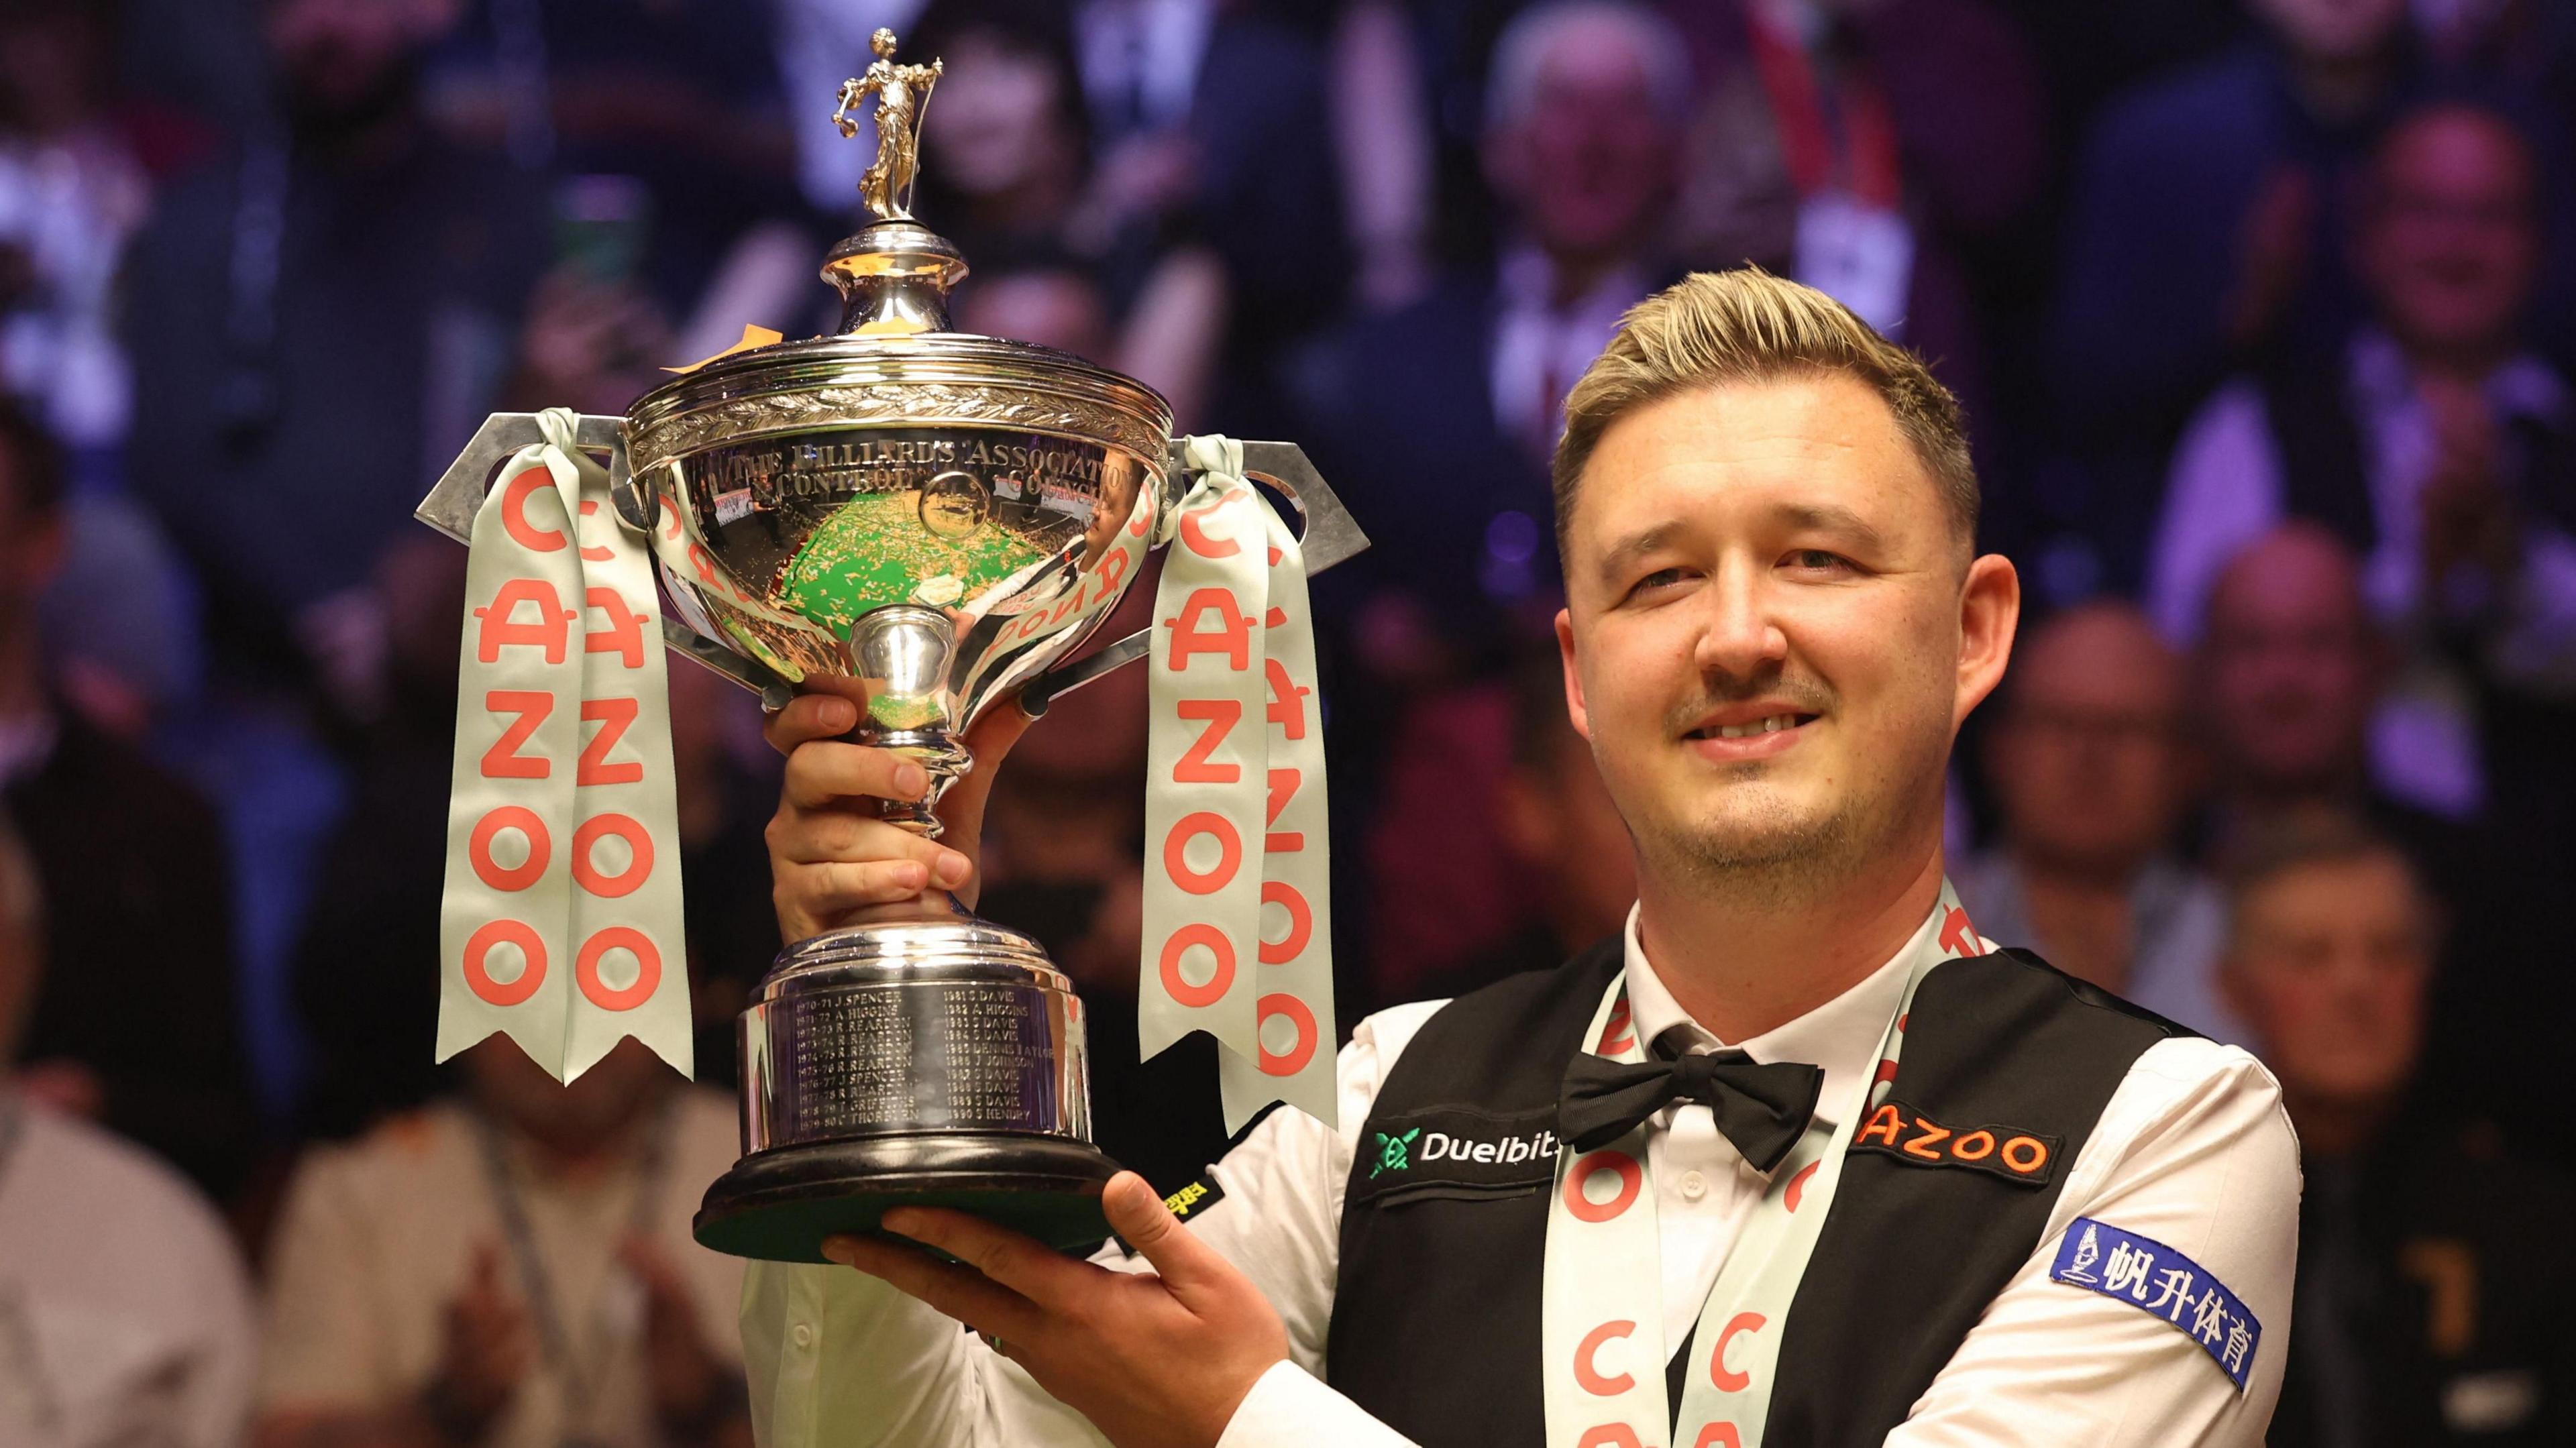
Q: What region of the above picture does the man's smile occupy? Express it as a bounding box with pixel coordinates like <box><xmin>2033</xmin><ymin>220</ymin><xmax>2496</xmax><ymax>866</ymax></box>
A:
<box><xmin>1680</xmin><ymin>702</ymin><xmax>1822</xmax><ymax>761</ymax></box>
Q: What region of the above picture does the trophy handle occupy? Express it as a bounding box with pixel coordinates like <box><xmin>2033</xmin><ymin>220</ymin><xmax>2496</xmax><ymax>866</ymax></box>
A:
<box><xmin>417</xmin><ymin>412</ymin><xmax>798</xmax><ymax>710</ymax></box>
<box><xmin>1019</xmin><ymin>440</ymin><xmax>1369</xmax><ymax>716</ymax></box>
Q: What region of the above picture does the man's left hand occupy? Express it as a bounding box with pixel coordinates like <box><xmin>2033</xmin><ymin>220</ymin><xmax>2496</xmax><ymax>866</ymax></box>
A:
<box><xmin>823</xmin><ymin>1171</ymin><xmax>1289</xmax><ymax>1448</ymax></box>
<box><xmin>620</xmin><ymin>1236</ymin><xmax>747</xmax><ymax>1445</ymax></box>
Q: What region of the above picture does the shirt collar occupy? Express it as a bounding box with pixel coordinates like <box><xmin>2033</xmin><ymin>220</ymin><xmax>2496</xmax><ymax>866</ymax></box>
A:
<box><xmin>1617</xmin><ymin>895</ymin><xmax>1952</xmax><ymax>1130</ymax></box>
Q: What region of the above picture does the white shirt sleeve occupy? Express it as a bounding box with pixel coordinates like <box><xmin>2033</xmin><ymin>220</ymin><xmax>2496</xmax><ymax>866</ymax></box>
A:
<box><xmin>741</xmin><ymin>1002</ymin><xmax>1450</xmax><ymax>1448</ymax></box>
<box><xmin>1890</xmin><ymin>1038</ymin><xmax>2302</xmax><ymax>1447</ymax></box>
<box><xmin>2147</xmin><ymin>383</ymin><xmax>2288</xmax><ymax>646</ymax></box>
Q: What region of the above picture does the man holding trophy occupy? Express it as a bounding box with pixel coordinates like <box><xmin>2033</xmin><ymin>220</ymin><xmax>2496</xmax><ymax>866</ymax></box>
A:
<box><xmin>419</xmin><ymin>29</ymin><xmax>2296</xmax><ymax>1448</ymax></box>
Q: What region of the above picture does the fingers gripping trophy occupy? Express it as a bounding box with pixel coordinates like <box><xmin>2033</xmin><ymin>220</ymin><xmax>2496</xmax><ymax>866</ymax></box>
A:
<box><xmin>417</xmin><ymin>31</ymin><xmax>1365</xmax><ymax>1262</ymax></box>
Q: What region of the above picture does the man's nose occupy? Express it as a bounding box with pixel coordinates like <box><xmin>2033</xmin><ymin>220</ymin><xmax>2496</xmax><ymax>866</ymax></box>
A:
<box><xmin>1691</xmin><ymin>566</ymin><xmax>1788</xmax><ymax>681</ymax></box>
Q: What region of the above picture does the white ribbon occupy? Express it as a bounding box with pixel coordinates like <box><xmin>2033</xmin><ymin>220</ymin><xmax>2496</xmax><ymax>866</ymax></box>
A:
<box><xmin>1539</xmin><ymin>884</ymin><xmax>1980</xmax><ymax>1448</ymax></box>
<box><xmin>436</xmin><ymin>408</ymin><xmax>692</xmax><ymax>1080</ymax></box>
<box><xmin>1139</xmin><ymin>436</ymin><xmax>1338</xmax><ymax>1130</ymax></box>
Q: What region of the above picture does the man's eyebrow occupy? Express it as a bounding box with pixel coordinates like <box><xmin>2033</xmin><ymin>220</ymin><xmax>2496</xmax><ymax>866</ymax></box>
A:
<box><xmin>1779</xmin><ymin>503</ymin><xmax>1890</xmax><ymax>553</ymax></box>
<box><xmin>1594</xmin><ymin>522</ymin><xmax>1680</xmax><ymax>581</ymax></box>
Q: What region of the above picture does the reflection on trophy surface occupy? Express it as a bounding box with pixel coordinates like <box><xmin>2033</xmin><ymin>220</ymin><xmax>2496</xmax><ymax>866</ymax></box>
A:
<box><xmin>417</xmin><ymin>27</ymin><xmax>1362</xmax><ymax>1263</ymax></box>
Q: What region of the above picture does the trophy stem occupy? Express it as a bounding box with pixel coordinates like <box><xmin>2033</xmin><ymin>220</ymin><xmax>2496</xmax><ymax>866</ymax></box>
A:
<box><xmin>865</xmin><ymin>727</ymin><xmax>971</xmax><ymax>837</ymax></box>
<box><xmin>845</xmin><ymin>604</ymin><xmax>971</xmax><ymax>837</ymax></box>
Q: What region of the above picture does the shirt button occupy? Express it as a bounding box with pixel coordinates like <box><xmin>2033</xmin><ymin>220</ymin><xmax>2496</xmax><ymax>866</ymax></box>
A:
<box><xmin>1680</xmin><ymin>1170</ymin><xmax>1709</xmax><ymax>1201</ymax></box>
<box><xmin>792</xmin><ymin>1323</ymin><xmax>814</xmax><ymax>1349</ymax></box>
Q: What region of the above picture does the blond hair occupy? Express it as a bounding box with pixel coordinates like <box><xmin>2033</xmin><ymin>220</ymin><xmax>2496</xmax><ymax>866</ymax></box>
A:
<box><xmin>1552</xmin><ymin>268</ymin><xmax>1978</xmax><ymax>556</ymax></box>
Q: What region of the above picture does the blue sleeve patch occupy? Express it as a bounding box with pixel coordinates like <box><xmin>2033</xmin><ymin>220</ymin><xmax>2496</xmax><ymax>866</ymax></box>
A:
<box><xmin>2050</xmin><ymin>1217</ymin><xmax>2261</xmax><ymax>1391</ymax></box>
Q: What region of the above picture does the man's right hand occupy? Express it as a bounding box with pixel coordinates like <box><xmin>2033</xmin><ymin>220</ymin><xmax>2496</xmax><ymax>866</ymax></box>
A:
<box><xmin>425</xmin><ymin>1243</ymin><xmax>532</xmax><ymax>1441</ymax></box>
<box><xmin>763</xmin><ymin>693</ymin><xmax>1033</xmax><ymax>943</ymax></box>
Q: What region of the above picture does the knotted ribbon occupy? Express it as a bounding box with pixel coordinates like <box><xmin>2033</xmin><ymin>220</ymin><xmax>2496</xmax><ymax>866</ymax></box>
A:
<box><xmin>1137</xmin><ymin>435</ymin><xmax>1338</xmax><ymax>1131</ymax></box>
<box><xmin>436</xmin><ymin>408</ymin><xmax>692</xmax><ymax>1081</ymax></box>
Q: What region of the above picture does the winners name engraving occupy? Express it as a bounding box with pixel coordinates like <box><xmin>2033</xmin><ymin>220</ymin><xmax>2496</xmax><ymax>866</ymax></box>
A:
<box><xmin>779</xmin><ymin>982</ymin><xmax>1062</xmax><ymax>1139</ymax></box>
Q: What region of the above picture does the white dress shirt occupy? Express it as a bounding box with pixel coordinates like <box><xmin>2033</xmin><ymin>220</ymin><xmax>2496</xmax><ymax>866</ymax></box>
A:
<box><xmin>0</xmin><ymin>1095</ymin><xmax>258</xmax><ymax>1448</ymax></box>
<box><xmin>741</xmin><ymin>901</ymin><xmax>2301</xmax><ymax>1447</ymax></box>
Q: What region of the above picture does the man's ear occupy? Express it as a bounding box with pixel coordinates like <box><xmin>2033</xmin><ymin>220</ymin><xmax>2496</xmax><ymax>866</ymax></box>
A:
<box><xmin>1556</xmin><ymin>608</ymin><xmax>1592</xmax><ymax>742</ymax></box>
<box><xmin>1954</xmin><ymin>553</ymin><xmax>2019</xmax><ymax>728</ymax></box>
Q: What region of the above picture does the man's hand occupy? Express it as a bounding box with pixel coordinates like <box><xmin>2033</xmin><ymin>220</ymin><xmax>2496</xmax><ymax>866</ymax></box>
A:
<box><xmin>13</xmin><ymin>1058</ymin><xmax>105</xmax><ymax>1119</ymax></box>
<box><xmin>427</xmin><ymin>1243</ymin><xmax>533</xmax><ymax>1439</ymax></box>
<box><xmin>2418</xmin><ymin>374</ymin><xmax>2520</xmax><ymax>592</ymax></box>
<box><xmin>621</xmin><ymin>1236</ymin><xmax>749</xmax><ymax>1445</ymax></box>
<box><xmin>822</xmin><ymin>1172</ymin><xmax>1289</xmax><ymax>1448</ymax></box>
<box><xmin>763</xmin><ymin>691</ymin><xmax>1032</xmax><ymax>942</ymax></box>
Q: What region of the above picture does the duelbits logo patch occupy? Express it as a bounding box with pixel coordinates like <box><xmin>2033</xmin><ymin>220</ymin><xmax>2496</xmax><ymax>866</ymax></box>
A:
<box><xmin>1370</xmin><ymin>1127</ymin><xmax>1421</xmax><ymax>1178</ymax></box>
<box><xmin>1350</xmin><ymin>1107</ymin><xmax>1563</xmax><ymax>1205</ymax></box>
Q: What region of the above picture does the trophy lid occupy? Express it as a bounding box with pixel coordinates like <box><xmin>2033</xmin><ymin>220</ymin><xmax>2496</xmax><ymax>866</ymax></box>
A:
<box><xmin>622</xmin><ymin>27</ymin><xmax>1172</xmax><ymax>475</ymax></box>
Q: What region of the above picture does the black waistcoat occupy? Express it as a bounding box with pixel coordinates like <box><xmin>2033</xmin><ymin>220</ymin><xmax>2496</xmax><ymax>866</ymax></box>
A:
<box><xmin>1324</xmin><ymin>940</ymin><xmax>2192</xmax><ymax>1446</ymax></box>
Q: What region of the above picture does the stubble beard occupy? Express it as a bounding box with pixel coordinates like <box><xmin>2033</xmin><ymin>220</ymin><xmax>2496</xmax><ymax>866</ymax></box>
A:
<box><xmin>1636</xmin><ymin>767</ymin><xmax>1867</xmax><ymax>909</ymax></box>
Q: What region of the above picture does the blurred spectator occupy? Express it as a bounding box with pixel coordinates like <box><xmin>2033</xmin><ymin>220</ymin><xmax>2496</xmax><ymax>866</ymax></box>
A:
<box><xmin>2221</xmin><ymin>814</ymin><xmax>2575</xmax><ymax>1445</ymax></box>
<box><xmin>1955</xmin><ymin>603</ymin><xmax>2241</xmax><ymax>1040</ymax></box>
<box><xmin>1329</xmin><ymin>2</ymin><xmax>1435</xmax><ymax>311</ymax></box>
<box><xmin>912</xmin><ymin>4</ymin><xmax>1228</xmax><ymax>427</ymax></box>
<box><xmin>427</xmin><ymin>0</ymin><xmax>800</xmax><ymax>319</ymax></box>
<box><xmin>910</xmin><ymin>1</ymin><xmax>1090</xmax><ymax>262</ymax></box>
<box><xmin>955</xmin><ymin>243</ymin><xmax>1226</xmax><ymax>431</ymax></box>
<box><xmin>2188</xmin><ymin>523</ymin><xmax>2487</xmax><ymax>909</ymax></box>
<box><xmin>2150</xmin><ymin>101</ymin><xmax>2576</xmax><ymax>820</ymax></box>
<box><xmin>254</xmin><ymin>1038</ymin><xmax>748</xmax><ymax>1448</ymax></box>
<box><xmin>0</xmin><ymin>811</ymin><xmax>259</xmax><ymax>1448</ymax></box>
<box><xmin>1370</xmin><ymin>628</ymin><xmax>1635</xmax><ymax>1007</ymax></box>
<box><xmin>0</xmin><ymin>0</ymin><xmax>149</xmax><ymax>455</ymax></box>
<box><xmin>0</xmin><ymin>400</ymin><xmax>258</xmax><ymax>1201</ymax></box>
<box><xmin>122</xmin><ymin>0</ymin><xmax>547</xmax><ymax>693</ymax></box>
<box><xmin>1290</xmin><ymin>1</ymin><xmax>1684</xmax><ymax>649</ymax></box>
<box><xmin>1065</xmin><ymin>0</ymin><xmax>1346</xmax><ymax>423</ymax></box>
<box><xmin>2053</xmin><ymin>0</ymin><xmax>2416</xmax><ymax>436</ymax></box>
<box><xmin>1663</xmin><ymin>0</ymin><xmax>2047</xmax><ymax>440</ymax></box>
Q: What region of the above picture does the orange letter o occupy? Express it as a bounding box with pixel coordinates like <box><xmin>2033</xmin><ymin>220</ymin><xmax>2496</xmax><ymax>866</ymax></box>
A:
<box><xmin>463</xmin><ymin>919</ymin><xmax>548</xmax><ymax>1006</ymax></box>
<box><xmin>470</xmin><ymin>806</ymin><xmax>551</xmax><ymax>892</ymax></box>
<box><xmin>576</xmin><ymin>926</ymin><xmax>662</xmax><ymax>1011</ymax></box>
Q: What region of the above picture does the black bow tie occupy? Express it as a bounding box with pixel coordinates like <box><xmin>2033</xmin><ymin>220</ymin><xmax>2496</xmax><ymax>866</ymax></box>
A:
<box><xmin>1557</xmin><ymin>1034</ymin><xmax>1824</xmax><ymax>1173</ymax></box>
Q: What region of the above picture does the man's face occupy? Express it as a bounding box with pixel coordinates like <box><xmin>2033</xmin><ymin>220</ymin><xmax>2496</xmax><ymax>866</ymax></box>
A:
<box><xmin>1487</xmin><ymin>32</ymin><xmax>1677</xmax><ymax>262</ymax></box>
<box><xmin>2200</xmin><ymin>532</ymin><xmax>2375</xmax><ymax>794</ymax></box>
<box><xmin>265</xmin><ymin>0</ymin><xmax>456</xmax><ymax>125</ymax></box>
<box><xmin>1558</xmin><ymin>376</ymin><xmax>2011</xmax><ymax>885</ymax></box>
<box><xmin>1988</xmin><ymin>608</ymin><xmax>2189</xmax><ymax>877</ymax></box>
<box><xmin>2252</xmin><ymin>0</ymin><xmax>2406</xmax><ymax>62</ymax></box>
<box><xmin>2226</xmin><ymin>850</ymin><xmax>2431</xmax><ymax>1110</ymax></box>
<box><xmin>2360</xmin><ymin>110</ymin><xmax>2540</xmax><ymax>361</ymax></box>
<box><xmin>462</xmin><ymin>1035</ymin><xmax>669</xmax><ymax>1156</ymax></box>
<box><xmin>925</xmin><ymin>33</ymin><xmax>1075</xmax><ymax>199</ymax></box>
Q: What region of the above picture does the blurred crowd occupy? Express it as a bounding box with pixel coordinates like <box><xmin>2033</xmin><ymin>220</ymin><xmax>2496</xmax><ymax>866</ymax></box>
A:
<box><xmin>0</xmin><ymin>0</ymin><xmax>2573</xmax><ymax>1445</ymax></box>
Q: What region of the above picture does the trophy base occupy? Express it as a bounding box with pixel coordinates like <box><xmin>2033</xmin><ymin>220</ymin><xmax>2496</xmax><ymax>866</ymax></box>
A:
<box><xmin>693</xmin><ymin>1132</ymin><xmax>1122</xmax><ymax>1264</ymax></box>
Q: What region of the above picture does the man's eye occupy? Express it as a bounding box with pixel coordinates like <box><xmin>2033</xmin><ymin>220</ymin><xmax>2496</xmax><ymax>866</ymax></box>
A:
<box><xmin>1784</xmin><ymin>549</ymin><xmax>1853</xmax><ymax>573</ymax></box>
<box><xmin>1627</xmin><ymin>567</ymin><xmax>1690</xmax><ymax>598</ymax></box>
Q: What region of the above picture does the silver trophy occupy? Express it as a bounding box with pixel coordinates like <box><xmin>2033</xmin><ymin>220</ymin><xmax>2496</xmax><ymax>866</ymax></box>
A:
<box><xmin>416</xmin><ymin>29</ymin><xmax>1365</xmax><ymax>1262</ymax></box>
